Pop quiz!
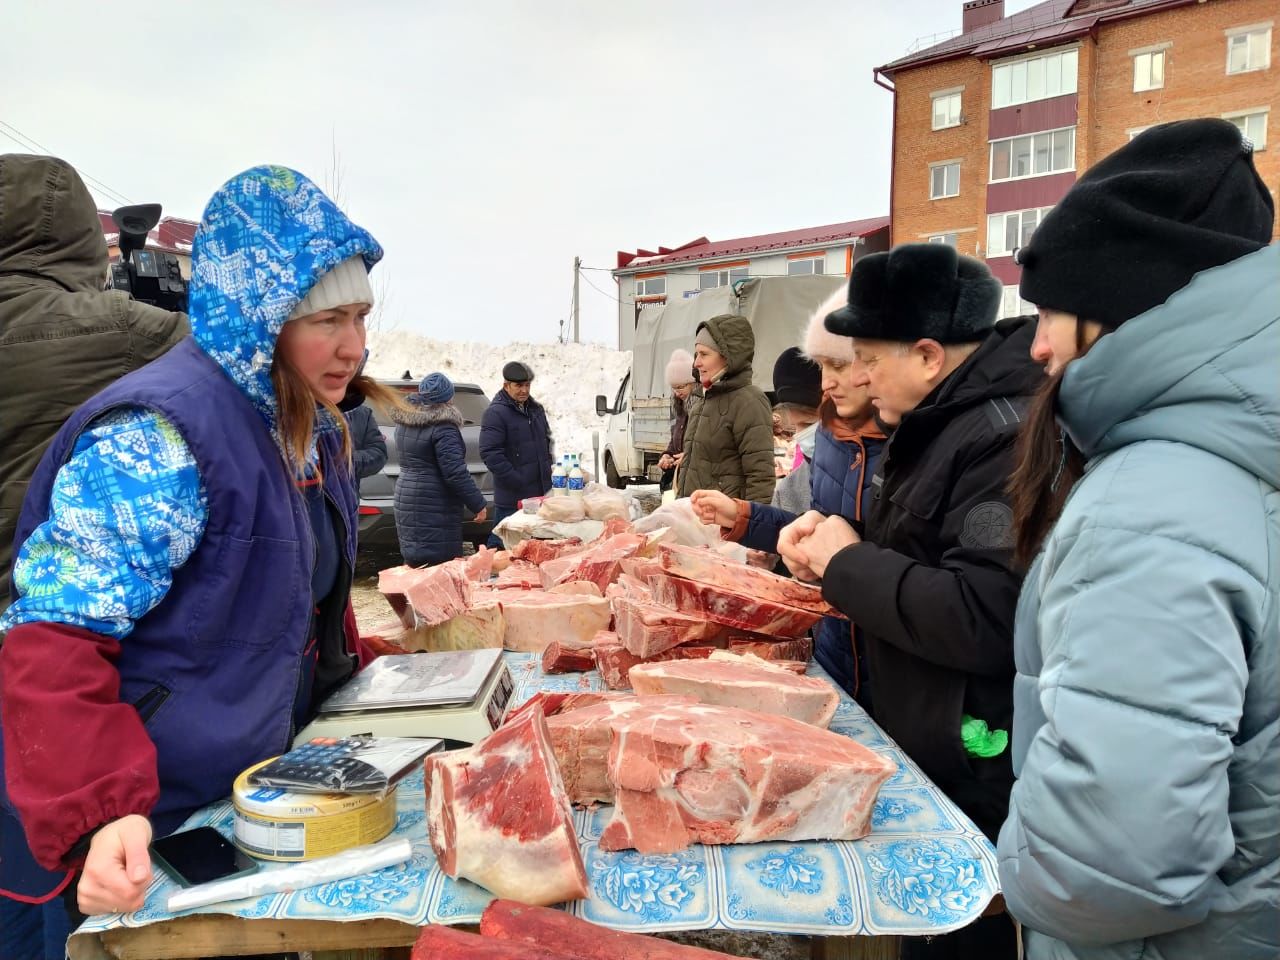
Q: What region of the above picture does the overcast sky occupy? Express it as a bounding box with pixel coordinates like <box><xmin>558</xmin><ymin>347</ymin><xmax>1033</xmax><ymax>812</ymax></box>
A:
<box><xmin>5</xmin><ymin>1</ymin><xmax>1031</xmax><ymax>348</ymax></box>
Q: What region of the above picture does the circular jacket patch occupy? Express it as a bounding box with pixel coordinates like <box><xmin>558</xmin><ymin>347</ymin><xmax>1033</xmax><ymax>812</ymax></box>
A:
<box><xmin>960</xmin><ymin>501</ymin><xmax>1014</xmax><ymax>549</ymax></box>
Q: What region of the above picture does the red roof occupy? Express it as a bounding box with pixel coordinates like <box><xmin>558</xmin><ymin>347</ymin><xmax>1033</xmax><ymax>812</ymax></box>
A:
<box><xmin>99</xmin><ymin>210</ymin><xmax>198</xmax><ymax>257</ymax></box>
<box><xmin>879</xmin><ymin>0</ymin><xmax>1193</xmax><ymax>75</ymax></box>
<box><xmin>616</xmin><ymin>216</ymin><xmax>890</xmax><ymax>272</ymax></box>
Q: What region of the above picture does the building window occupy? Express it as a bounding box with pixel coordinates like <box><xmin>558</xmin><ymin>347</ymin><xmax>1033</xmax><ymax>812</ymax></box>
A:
<box><xmin>930</xmin><ymin>161</ymin><xmax>960</xmax><ymax>199</ymax></box>
<box><xmin>987</xmin><ymin>207</ymin><xmax>1053</xmax><ymax>258</ymax></box>
<box><xmin>1133</xmin><ymin>49</ymin><xmax>1166</xmax><ymax>91</ymax></box>
<box><xmin>927</xmin><ymin>233</ymin><xmax>958</xmax><ymax>246</ymax></box>
<box><xmin>932</xmin><ymin>91</ymin><xmax>962</xmax><ymax>130</ymax></box>
<box><xmin>699</xmin><ymin>265</ymin><xmax>749</xmax><ymax>290</ymax></box>
<box><xmin>635</xmin><ymin>275</ymin><xmax>666</xmax><ymax>297</ymax></box>
<box><xmin>999</xmin><ymin>285</ymin><xmax>1034</xmax><ymax>320</ymax></box>
<box><xmin>1226</xmin><ymin>26</ymin><xmax>1272</xmax><ymax>75</ymax></box>
<box><xmin>990</xmin><ymin>127</ymin><xmax>1075</xmax><ymax>182</ymax></box>
<box><xmin>991</xmin><ymin>48</ymin><xmax>1079</xmax><ymax>109</ymax></box>
<box><xmin>787</xmin><ymin>256</ymin><xmax>825</xmax><ymax>276</ymax></box>
<box><xmin>1225</xmin><ymin>109</ymin><xmax>1269</xmax><ymax>150</ymax></box>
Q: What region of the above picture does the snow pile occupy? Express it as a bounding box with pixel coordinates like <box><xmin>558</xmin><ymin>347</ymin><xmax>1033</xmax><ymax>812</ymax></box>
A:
<box><xmin>366</xmin><ymin>331</ymin><xmax>632</xmax><ymax>466</ymax></box>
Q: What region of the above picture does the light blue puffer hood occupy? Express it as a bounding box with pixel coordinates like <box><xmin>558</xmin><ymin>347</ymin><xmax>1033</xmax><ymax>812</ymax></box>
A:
<box><xmin>187</xmin><ymin>165</ymin><xmax>382</xmax><ymax>433</ymax></box>
<box><xmin>1059</xmin><ymin>244</ymin><xmax>1279</xmax><ymax>488</ymax></box>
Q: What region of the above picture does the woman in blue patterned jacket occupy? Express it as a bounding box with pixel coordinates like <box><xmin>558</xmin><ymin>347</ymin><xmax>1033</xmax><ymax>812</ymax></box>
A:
<box><xmin>0</xmin><ymin>166</ymin><xmax>401</xmax><ymax>953</ymax></box>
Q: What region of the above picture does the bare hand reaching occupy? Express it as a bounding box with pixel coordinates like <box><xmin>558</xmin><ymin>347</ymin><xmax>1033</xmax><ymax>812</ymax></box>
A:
<box><xmin>689</xmin><ymin>489</ymin><xmax>739</xmax><ymax>530</ymax></box>
<box><xmin>777</xmin><ymin>510</ymin><xmax>827</xmax><ymax>582</ymax></box>
<box><xmin>77</xmin><ymin>815</ymin><xmax>153</xmax><ymax>916</ymax></box>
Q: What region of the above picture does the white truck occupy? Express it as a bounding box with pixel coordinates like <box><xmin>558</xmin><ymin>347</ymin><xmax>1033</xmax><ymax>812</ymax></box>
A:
<box><xmin>594</xmin><ymin>274</ymin><xmax>845</xmax><ymax>487</ymax></box>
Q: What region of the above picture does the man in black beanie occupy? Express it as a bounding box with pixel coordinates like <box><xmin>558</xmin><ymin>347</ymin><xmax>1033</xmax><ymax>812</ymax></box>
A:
<box><xmin>778</xmin><ymin>242</ymin><xmax>1044</xmax><ymax>959</ymax></box>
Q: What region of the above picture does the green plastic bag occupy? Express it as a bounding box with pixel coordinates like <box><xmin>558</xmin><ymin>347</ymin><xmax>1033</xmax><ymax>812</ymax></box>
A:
<box><xmin>961</xmin><ymin>714</ymin><xmax>1008</xmax><ymax>758</ymax></box>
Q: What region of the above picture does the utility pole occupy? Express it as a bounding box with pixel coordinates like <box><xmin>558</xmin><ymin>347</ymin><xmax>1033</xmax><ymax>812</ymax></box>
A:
<box><xmin>572</xmin><ymin>256</ymin><xmax>581</xmax><ymax>343</ymax></box>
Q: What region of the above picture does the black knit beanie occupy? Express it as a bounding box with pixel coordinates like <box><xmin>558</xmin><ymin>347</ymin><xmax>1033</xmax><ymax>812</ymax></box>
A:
<box><xmin>826</xmin><ymin>243</ymin><xmax>1001</xmax><ymax>343</ymax></box>
<box><xmin>772</xmin><ymin>347</ymin><xmax>822</xmax><ymax>409</ymax></box>
<box><xmin>1017</xmin><ymin>118</ymin><xmax>1274</xmax><ymax>328</ymax></box>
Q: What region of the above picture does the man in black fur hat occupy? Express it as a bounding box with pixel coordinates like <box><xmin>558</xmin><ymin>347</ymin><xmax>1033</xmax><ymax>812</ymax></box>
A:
<box><xmin>778</xmin><ymin>243</ymin><xmax>1044</xmax><ymax>959</ymax></box>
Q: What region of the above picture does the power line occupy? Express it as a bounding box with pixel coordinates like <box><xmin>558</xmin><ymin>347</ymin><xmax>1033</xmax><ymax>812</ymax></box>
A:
<box><xmin>578</xmin><ymin>269</ymin><xmax>621</xmax><ymax>304</ymax></box>
<box><xmin>0</xmin><ymin>119</ymin><xmax>134</xmax><ymax>206</ymax></box>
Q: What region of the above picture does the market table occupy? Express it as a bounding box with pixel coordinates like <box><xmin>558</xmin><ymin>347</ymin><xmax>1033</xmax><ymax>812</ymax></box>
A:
<box><xmin>68</xmin><ymin>653</ymin><xmax>999</xmax><ymax>960</ymax></box>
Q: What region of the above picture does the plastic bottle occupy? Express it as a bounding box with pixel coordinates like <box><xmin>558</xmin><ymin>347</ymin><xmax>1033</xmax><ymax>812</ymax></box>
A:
<box><xmin>568</xmin><ymin>455</ymin><xmax>585</xmax><ymax>498</ymax></box>
<box><xmin>551</xmin><ymin>455</ymin><xmax>567</xmax><ymax>497</ymax></box>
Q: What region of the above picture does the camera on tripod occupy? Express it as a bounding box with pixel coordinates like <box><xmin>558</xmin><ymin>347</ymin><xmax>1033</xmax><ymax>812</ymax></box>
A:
<box><xmin>106</xmin><ymin>203</ymin><xmax>188</xmax><ymax>313</ymax></box>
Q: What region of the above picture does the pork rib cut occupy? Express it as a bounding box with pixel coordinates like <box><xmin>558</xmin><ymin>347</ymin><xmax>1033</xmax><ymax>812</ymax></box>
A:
<box><xmin>628</xmin><ymin>651</ymin><xmax>839</xmax><ymax>727</ymax></box>
<box><xmin>657</xmin><ymin>543</ymin><xmax>838</xmax><ymax>616</ymax></box>
<box><xmin>424</xmin><ymin>704</ymin><xmax>588</xmax><ymax>905</ymax></box>
<box><xmin>598</xmin><ymin>701</ymin><xmax>895</xmax><ymax>854</ymax></box>
<box><xmin>648</xmin><ymin>570</ymin><xmax>822</xmax><ymax>639</ymax></box>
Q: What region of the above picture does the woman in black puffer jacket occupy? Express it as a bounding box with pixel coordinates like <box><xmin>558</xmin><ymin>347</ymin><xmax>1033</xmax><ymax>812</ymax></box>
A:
<box><xmin>392</xmin><ymin>372</ymin><xmax>487</xmax><ymax>566</ymax></box>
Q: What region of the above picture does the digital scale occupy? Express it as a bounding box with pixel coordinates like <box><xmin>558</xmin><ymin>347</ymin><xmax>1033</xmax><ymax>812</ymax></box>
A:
<box><xmin>296</xmin><ymin>648</ymin><xmax>515</xmax><ymax>747</ymax></box>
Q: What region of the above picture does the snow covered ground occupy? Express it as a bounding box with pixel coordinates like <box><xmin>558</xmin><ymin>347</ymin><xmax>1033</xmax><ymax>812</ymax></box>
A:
<box><xmin>366</xmin><ymin>331</ymin><xmax>632</xmax><ymax>468</ymax></box>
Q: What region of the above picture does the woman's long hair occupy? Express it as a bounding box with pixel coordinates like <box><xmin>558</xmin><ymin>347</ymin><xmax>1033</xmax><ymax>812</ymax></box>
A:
<box><xmin>271</xmin><ymin>357</ymin><xmax>408</xmax><ymax>479</ymax></box>
<box><xmin>1009</xmin><ymin>320</ymin><xmax>1102</xmax><ymax>568</ymax></box>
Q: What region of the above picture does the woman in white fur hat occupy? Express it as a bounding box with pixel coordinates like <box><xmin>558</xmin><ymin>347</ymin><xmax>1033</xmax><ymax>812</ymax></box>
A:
<box><xmin>656</xmin><ymin>348</ymin><xmax>696</xmax><ymax>491</ymax></box>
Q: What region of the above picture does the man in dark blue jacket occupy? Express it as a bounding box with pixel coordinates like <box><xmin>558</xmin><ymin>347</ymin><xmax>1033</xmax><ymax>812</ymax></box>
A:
<box><xmin>479</xmin><ymin>361</ymin><xmax>553</xmax><ymax>547</ymax></box>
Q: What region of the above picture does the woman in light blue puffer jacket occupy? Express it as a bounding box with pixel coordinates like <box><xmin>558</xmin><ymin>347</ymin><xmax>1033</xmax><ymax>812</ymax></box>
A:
<box><xmin>998</xmin><ymin>119</ymin><xmax>1278</xmax><ymax>960</ymax></box>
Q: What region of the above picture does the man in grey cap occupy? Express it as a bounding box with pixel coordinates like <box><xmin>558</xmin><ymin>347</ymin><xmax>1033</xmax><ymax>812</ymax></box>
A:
<box><xmin>777</xmin><ymin>242</ymin><xmax>1044</xmax><ymax>959</ymax></box>
<box><xmin>479</xmin><ymin>360</ymin><xmax>553</xmax><ymax>547</ymax></box>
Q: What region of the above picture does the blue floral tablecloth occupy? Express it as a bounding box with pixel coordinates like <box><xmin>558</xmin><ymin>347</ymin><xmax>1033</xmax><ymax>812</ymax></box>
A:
<box><xmin>71</xmin><ymin>653</ymin><xmax>998</xmax><ymax>943</ymax></box>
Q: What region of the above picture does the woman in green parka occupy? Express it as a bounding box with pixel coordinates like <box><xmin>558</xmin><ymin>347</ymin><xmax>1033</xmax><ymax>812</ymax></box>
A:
<box><xmin>676</xmin><ymin>314</ymin><xmax>775</xmax><ymax>503</ymax></box>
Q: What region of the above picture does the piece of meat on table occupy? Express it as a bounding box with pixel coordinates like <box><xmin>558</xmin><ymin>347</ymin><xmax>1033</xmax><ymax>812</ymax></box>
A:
<box><xmin>598</xmin><ymin>701</ymin><xmax>896</xmax><ymax>854</ymax></box>
<box><xmin>404</xmin><ymin>559</ymin><xmax>474</xmax><ymax>627</ymax></box>
<box><xmin>481</xmin><ymin>899</ymin><xmax>745</xmax><ymax>959</ymax></box>
<box><xmin>592</xmin><ymin>632</ymin><xmax>716</xmax><ymax>691</ymax></box>
<box><xmin>512</xmin><ymin>536</ymin><xmax>585</xmax><ymax>565</ymax></box>
<box><xmin>648</xmin><ymin>571</ymin><xmax>823</xmax><ymax>639</ymax></box>
<box><xmin>412</xmin><ymin>924</ymin><xmax>564</xmax><ymax>959</ymax></box>
<box><xmin>484</xmin><ymin>561</ymin><xmax>545</xmax><ymax>590</ymax></box>
<box><xmin>425</xmin><ymin>704</ymin><xmax>588</xmax><ymax>906</ymax></box>
<box><xmin>611</xmin><ymin>595</ymin><xmax>722</xmax><ymax>658</ymax></box>
<box><xmin>727</xmin><ymin>634</ymin><xmax>813</xmax><ymax>662</ymax></box>
<box><xmin>399</xmin><ymin>604</ymin><xmax>506</xmax><ymax>653</ymax></box>
<box><xmin>543</xmin><ymin>532</ymin><xmax>646</xmax><ymax>594</ymax></box>
<box><xmin>477</xmin><ymin>590</ymin><xmax>612</xmax><ymax>653</ymax></box>
<box><xmin>546</xmin><ymin>694</ymin><xmax>697</xmax><ymax>805</ymax></box>
<box><xmin>504</xmin><ymin>690</ymin><xmax>631</xmax><ymax>727</ymax></box>
<box><xmin>657</xmin><ymin>543</ymin><xmax>839</xmax><ymax>617</ymax></box>
<box><xmin>541</xmin><ymin>637</ymin><xmax>597</xmax><ymax>674</ymax></box>
<box><xmin>629</xmin><ymin>651</ymin><xmax>839</xmax><ymax>728</ymax></box>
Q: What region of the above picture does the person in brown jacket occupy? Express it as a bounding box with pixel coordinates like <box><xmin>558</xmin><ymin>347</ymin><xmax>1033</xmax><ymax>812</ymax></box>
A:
<box><xmin>675</xmin><ymin>314</ymin><xmax>774</xmax><ymax>503</ymax></box>
<box><xmin>0</xmin><ymin>155</ymin><xmax>189</xmax><ymax>608</ymax></box>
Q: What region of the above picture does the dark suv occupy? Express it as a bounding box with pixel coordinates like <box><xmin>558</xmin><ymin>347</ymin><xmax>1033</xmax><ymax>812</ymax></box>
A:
<box><xmin>355</xmin><ymin>379</ymin><xmax>496</xmax><ymax>562</ymax></box>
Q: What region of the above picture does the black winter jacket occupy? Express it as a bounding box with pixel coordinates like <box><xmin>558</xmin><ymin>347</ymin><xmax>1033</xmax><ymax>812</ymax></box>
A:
<box><xmin>821</xmin><ymin>317</ymin><xmax>1043</xmax><ymax>839</ymax></box>
<box><xmin>393</xmin><ymin>401</ymin><xmax>486</xmax><ymax>566</ymax></box>
<box><xmin>479</xmin><ymin>390</ymin><xmax>553</xmax><ymax>508</ymax></box>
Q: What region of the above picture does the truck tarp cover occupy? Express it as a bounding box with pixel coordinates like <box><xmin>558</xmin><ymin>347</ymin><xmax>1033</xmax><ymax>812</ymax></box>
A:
<box><xmin>630</xmin><ymin>275</ymin><xmax>845</xmax><ymax>398</ymax></box>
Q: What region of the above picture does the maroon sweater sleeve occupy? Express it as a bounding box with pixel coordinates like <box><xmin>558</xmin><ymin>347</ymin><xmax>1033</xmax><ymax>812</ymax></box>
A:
<box><xmin>1</xmin><ymin>622</ymin><xmax>160</xmax><ymax>870</ymax></box>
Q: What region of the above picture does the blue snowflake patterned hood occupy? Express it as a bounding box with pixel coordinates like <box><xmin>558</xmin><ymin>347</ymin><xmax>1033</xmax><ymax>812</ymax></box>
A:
<box><xmin>187</xmin><ymin>165</ymin><xmax>382</xmax><ymax>432</ymax></box>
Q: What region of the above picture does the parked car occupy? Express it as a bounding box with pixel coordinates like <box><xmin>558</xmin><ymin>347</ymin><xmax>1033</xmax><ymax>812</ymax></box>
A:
<box><xmin>355</xmin><ymin>378</ymin><xmax>496</xmax><ymax>563</ymax></box>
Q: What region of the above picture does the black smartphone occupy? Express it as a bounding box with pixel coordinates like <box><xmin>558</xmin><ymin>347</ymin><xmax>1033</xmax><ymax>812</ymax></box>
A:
<box><xmin>149</xmin><ymin>827</ymin><xmax>260</xmax><ymax>888</ymax></box>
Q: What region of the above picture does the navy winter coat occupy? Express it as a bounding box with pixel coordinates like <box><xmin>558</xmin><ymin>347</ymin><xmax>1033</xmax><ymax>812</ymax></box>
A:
<box><xmin>345</xmin><ymin>403</ymin><xmax>388</xmax><ymax>481</ymax></box>
<box><xmin>737</xmin><ymin>411</ymin><xmax>884</xmax><ymax>701</ymax></box>
<box><xmin>479</xmin><ymin>389</ymin><xmax>553</xmax><ymax>508</ymax></box>
<box><xmin>393</xmin><ymin>401</ymin><xmax>487</xmax><ymax>566</ymax></box>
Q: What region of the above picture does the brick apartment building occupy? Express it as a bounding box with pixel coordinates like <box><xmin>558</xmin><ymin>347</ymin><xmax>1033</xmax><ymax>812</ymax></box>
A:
<box><xmin>876</xmin><ymin>0</ymin><xmax>1278</xmax><ymax>317</ymax></box>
